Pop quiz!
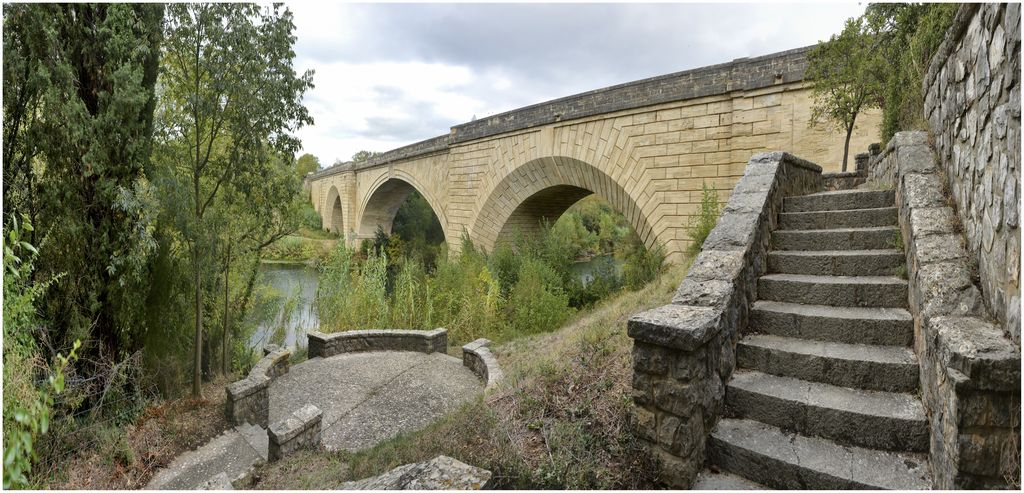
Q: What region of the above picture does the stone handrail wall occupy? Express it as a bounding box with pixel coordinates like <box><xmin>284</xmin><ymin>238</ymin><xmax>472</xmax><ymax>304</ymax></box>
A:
<box><xmin>461</xmin><ymin>338</ymin><xmax>503</xmax><ymax>389</ymax></box>
<box><xmin>867</xmin><ymin>131</ymin><xmax>1020</xmax><ymax>489</ymax></box>
<box><xmin>627</xmin><ymin>151</ymin><xmax>823</xmax><ymax>487</ymax></box>
<box><xmin>923</xmin><ymin>3</ymin><xmax>1021</xmax><ymax>344</ymax></box>
<box><xmin>225</xmin><ymin>346</ymin><xmax>292</xmax><ymax>428</ymax></box>
<box><xmin>307</xmin><ymin>328</ymin><xmax>448</xmax><ymax>358</ymax></box>
<box><xmin>268</xmin><ymin>404</ymin><xmax>323</xmax><ymax>462</ymax></box>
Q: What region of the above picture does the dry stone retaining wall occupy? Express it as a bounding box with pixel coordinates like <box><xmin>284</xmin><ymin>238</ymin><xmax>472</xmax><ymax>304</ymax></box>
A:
<box><xmin>225</xmin><ymin>346</ymin><xmax>292</xmax><ymax>428</ymax></box>
<box><xmin>627</xmin><ymin>151</ymin><xmax>823</xmax><ymax>487</ymax></box>
<box><xmin>923</xmin><ymin>2</ymin><xmax>1021</xmax><ymax>344</ymax></box>
<box><xmin>867</xmin><ymin>130</ymin><xmax>1020</xmax><ymax>489</ymax></box>
<box><xmin>307</xmin><ymin>328</ymin><xmax>447</xmax><ymax>358</ymax></box>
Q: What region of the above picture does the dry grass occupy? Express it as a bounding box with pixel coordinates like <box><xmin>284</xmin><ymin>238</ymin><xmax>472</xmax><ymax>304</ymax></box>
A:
<box><xmin>42</xmin><ymin>375</ymin><xmax>233</xmax><ymax>490</ymax></box>
<box><xmin>252</xmin><ymin>263</ymin><xmax>688</xmax><ymax>489</ymax></box>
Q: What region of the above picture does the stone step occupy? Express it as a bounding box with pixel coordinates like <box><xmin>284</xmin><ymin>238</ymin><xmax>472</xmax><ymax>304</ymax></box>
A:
<box><xmin>736</xmin><ymin>334</ymin><xmax>919</xmax><ymax>392</ymax></box>
<box><xmin>724</xmin><ymin>370</ymin><xmax>928</xmax><ymax>452</ymax></box>
<box><xmin>772</xmin><ymin>226</ymin><xmax>899</xmax><ymax>251</ymax></box>
<box><xmin>708</xmin><ymin>418</ymin><xmax>931</xmax><ymax>490</ymax></box>
<box><xmin>779</xmin><ymin>207</ymin><xmax>897</xmax><ymax>230</ymax></box>
<box><xmin>784</xmin><ymin>189</ymin><xmax>895</xmax><ymax>213</ymax></box>
<box><xmin>758</xmin><ymin>273</ymin><xmax>908</xmax><ymax>308</ymax></box>
<box><xmin>768</xmin><ymin>249</ymin><xmax>905</xmax><ymax>276</ymax></box>
<box><xmin>693</xmin><ymin>468</ymin><xmax>766</xmax><ymax>489</ymax></box>
<box><xmin>750</xmin><ymin>300</ymin><xmax>914</xmax><ymax>346</ymax></box>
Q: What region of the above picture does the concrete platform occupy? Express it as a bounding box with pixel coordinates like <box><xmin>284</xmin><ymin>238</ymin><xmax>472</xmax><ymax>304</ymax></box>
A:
<box><xmin>146</xmin><ymin>350</ymin><xmax>483</xmax><ymax>489</ymax></box>
<box><xmin>270</xmin><ymin>350</ymin><xmax>483</xmax><ymax>452</ymax></box>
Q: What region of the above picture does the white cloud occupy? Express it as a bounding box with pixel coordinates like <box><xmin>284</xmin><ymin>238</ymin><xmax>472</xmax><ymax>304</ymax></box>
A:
<box><xmin>286</xmin><ymin>1</ymin><xmax>867</xmax><ymax>165</ymax></box>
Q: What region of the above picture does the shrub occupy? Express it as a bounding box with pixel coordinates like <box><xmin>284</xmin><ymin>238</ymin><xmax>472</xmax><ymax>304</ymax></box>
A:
<box><xmin>685</xmin><ymin>182</ymin><xmax>721</xmax><ymax>258</ymax></box>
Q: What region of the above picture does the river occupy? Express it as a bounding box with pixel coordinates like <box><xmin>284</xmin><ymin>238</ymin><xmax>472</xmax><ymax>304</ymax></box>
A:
<box><xmin>250</xmin><ymin>255</ymin><xmax>624</xmax><ymax>351</ymax></box>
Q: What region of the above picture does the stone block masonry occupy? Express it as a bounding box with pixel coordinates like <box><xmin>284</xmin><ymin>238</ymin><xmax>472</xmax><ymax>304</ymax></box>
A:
<box><xmin>867</xmin><ymin>130</ymin><xmax>1020</xmax><ymax>489</ymax></box>
<box><xmin>307</xmin><ymin>44</ymin><xmax>882</xmax><ymax>264</ymax></box>
<box><xmin>627</xmin><ymin>151</ymin><xmax>822</xmax><ymax>488</ymax></box>
<box><xmin>225</xmin><ymin>346</ymin><xmax>291</xmax><ymax>428</ymax></box>
<box><xmin>268</xmin><ymin>404</ymin><xmax>322</xmax><ymax>462</ymax></box>
<box><xmin>307</xmin><ymin>328</ymin><xmax>448</xmax><ymax>358</ymax></box>
<box><xmin>923</xmin><ymin>3</ymin><xmax>1021</xmax><ymax>344</ymax></box>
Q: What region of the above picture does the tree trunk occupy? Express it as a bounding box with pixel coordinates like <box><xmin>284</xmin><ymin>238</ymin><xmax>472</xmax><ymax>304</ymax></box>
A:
<box><xmin>192</xmin><ymin>247</ymin><xmax>203</xmax><ymax>397</ymax></box>
<box><xmin>223</xmin><ymin>243</ymin><xmax>230</xmax><ymax>375</ymax></box>
<box><xmin>841</xmin><ymin>124</ymin><xmax>854</xmax><ymax>172</ymax></box>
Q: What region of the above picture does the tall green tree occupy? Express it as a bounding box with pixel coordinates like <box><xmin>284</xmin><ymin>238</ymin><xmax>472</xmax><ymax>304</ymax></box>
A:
<box><xmin>295</xmin><ymin>152</ymin><xmax>320</xmax><ymax>179</ymax></box>
<box><xmin>806</xmin><ymin>17</ymin><xmax>881</xmax><ymax>171</ymax></box>
<box><xmin>1</xmin><ymin>3</ymin><xmax>164</xmax><ymax>357</ymax></box>
<box><xmin>155</xmin><ymin>3</ymin><xmax>313</xmax><ymax>396</ymax></box>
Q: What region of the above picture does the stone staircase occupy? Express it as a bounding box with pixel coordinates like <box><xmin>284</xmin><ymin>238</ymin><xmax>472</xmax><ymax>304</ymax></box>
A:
<box><xmin>699</xmin><ymin>188</ymin><xmax>933</xmax><ymax>490</ymax></box>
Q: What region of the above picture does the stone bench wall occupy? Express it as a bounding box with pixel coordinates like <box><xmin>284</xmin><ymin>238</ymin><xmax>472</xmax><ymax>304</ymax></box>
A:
<box><xmin>923</xmin><ymin>3</ymin><xmax>1021</xmax><ymax>344</ymax></box>
<box><xmin>867</xmin><ymin>131</ymin><xmax>1020</xmax><ymax>489</ymax></box>
<box><xmin>225</xmin><ymin>346</ymin><xmax>292</xmax><ymax>428</ymax></box>
<box><xmin>307</xmin><ymin>328</ymin><xmax>447</xmax><ymax>358</ymax></box>
<box><xmin>268</xmin><ymin>404</ymin><xmax>322</xmax><ymax>462</ymax></box>
<box><xmin>461</xmin><ymin>339</ymin><xmax>503</xmax><ymax>389</ymax></box>
<box><xmin>627</xmin><ymin>151</ymin><xmax>823</xmax><ymax>487</ymax></box>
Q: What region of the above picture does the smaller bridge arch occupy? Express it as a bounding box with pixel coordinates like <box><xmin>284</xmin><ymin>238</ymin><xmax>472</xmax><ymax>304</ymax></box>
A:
<box><xmin>324</xmin><ymin>185</ymin><xmax>345</xmax><ymax>234</ymax></box>
<box><xmin>357</xmin><ymin>172</ymin><xmax>450</xmax><ymax>244</ymax></box>
<box><xmin>470</xmin><ymin>156</ymin><xmax>656</xmax><ymax>253</ymax></box>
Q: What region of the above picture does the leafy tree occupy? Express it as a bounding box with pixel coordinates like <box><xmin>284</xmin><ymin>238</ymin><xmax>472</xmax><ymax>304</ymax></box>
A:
<box><xmin>806</xmin><ymin>17</ymin><xmax>881</xmax><ymax>171</ymax></box>
<box><xmin>155</xmin><ymin>3</ymin><xmax>313</xmax><ymax>396</ymax></box>
<box><xmin>1</xmin><ymin>4</ymin><xmax>164</xmax><ymax>359</ymax></box>
<box><xmin>295</xmin><ymin>152</ymin><xmax>320</xmax><ymax>179</ymax></box>
<box><xmin>351</xmin><ymin>150</ymin><xmax>381</xmax><ymax>163</ymax></box>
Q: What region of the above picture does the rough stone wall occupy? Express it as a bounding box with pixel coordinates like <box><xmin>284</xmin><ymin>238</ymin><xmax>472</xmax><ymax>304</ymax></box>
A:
<box><xmin>627</xmin><ymin>152</ymin><xmax>823</xmax><ymax>487</ymax></box>
<box><xmin>307</xmin><ymin>328</ymin><xmax>448</xmax><ymax>359</ymax></box>
<box><xmin>923</xmin><ymin>3</ymin><xmax>1021</xmax><ymax>343</ymax></box>
<box><xmin>225</xmin><ymin>347</ymin><xmax>292</xmax><ymax>428</ymax></box>
<box><xmin>867</xmin><ymin>131</ymin><xmax>1020</xmax><ymax>489</ymax></box>
<box><xmin>309</xmin><ymin>45</ymin><xmax>882</xmax><ymax>262</ymax></box>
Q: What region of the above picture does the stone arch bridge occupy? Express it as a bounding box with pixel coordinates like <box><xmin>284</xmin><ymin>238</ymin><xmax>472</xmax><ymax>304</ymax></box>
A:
<box><xmin>307</xmin><ymin>46</ymin><xmax>881</xmax><ymax>262</ymax></box>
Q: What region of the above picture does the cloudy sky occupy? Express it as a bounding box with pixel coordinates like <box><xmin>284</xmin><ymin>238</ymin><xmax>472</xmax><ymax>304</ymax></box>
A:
<box><xmin>289</xmin><ymin>1</ymin><xmax>866</xmax><ymax>166</ymax></box>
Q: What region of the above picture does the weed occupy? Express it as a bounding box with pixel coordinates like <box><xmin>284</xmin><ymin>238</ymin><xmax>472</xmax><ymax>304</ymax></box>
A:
<box><xmin>685</xmin><ymin>182</ymin><xmax>721</xmax><ymax>258</ymax></box>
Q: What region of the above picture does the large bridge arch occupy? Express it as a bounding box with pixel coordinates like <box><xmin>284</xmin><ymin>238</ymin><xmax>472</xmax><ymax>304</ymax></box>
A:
<box><xmin>356</xmin><ymin>172</ymin><xmax>450</xmax><ymax>243</ymax></box>
<box><xmin>469</xmin><ymin>156</ymin><xmax>657</xmax><ymax>253</ymax></box>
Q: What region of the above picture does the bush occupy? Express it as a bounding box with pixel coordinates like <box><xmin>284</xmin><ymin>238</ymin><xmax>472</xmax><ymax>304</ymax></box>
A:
<box><xmin>3</xmin><ymin>216</ymin><xmax>80</xmax><ymax>489</ymax></box>
<box><xmin>508</xmin><ymin>259</ymin><xmax>572</xmax><ymax>337</ymax></box>
<box><xmin>685</xmin><ymin>182</ymin><xmax>721</xmax><ymax>258</ymax></box>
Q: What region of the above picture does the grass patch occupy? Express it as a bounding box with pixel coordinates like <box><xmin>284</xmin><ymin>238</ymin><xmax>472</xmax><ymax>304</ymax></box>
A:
<box><xmin>253</xmin><ymin>262</ymin><xmax>689</xmax><ymax>489</ymax></box>
<box><xmin>264</xmin><ymin>234</ymin><xmax>337</xmax><ymax>263</ymax></box>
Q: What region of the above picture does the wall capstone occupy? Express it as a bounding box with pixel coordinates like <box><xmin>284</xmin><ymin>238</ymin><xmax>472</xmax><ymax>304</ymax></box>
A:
<box><xmin>627</xmin><ymin>151</ymin><xmax>823</xmax><ymax>488</ymax></box>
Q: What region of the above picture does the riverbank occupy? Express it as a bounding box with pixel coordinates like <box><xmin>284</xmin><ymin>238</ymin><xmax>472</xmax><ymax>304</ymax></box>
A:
<box><xmin>250</xmin><ymin>261</ymin><xmax>689</xmax><ymax>489</ymax></box>
<box><xmin>262</xmin><ymin>228</ymin><xmax>338</xmax><ymax>263</ymax></box>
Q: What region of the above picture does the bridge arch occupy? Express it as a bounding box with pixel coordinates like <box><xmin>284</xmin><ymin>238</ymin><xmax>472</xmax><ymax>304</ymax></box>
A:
<box><xmin>470</xmin><ymin>156</ymin><xmax>656</xmax><ymax>253</ymax></box>
<box><xmin>324</xmin><ymin>185</ymin><xmax>344</xmax><ymax>234</ymax></box>
<box><xmin>357</xmin><ymin>172</ymin><xmax>449</xmax><ymax>243</ymax></box>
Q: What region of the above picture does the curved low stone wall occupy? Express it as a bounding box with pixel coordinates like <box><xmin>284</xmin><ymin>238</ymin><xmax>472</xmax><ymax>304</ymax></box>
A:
<box><xmin>226</xmin><ymin>346</ymin><xmax>292</xmax><ymax>428</ymax></box>
<box><xmin>461</xmin><ymin>339</ymin><xmax>503</xmax><ymax>389</ymax></box>
<box><xmin>627</xmin><ymin>151</ymin><xmax>823</xmax><ymax>488</ymax></box>
<box><xmin>307</xmin><ymin>328</ymin><xmax>448</xmax><ymax>358</ymax></box>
